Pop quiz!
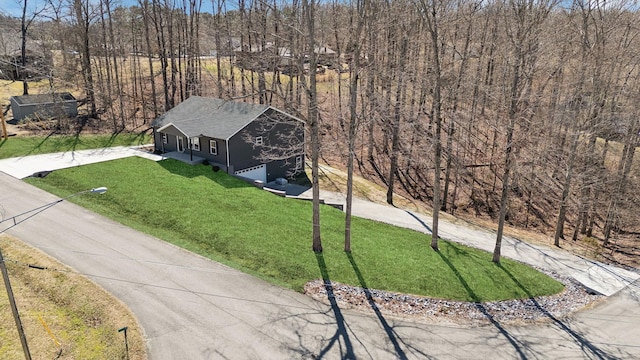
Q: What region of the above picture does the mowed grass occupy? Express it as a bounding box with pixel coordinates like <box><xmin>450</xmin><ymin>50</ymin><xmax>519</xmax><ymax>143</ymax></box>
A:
<box><xmin>0</xmin><ymin>133</ymin><xmax>151</xmax><ymax>159</ymax></box>
<box><xmin>25</xmin><ymin>157</ymin><xmax>564</xmax><ymax>302</ymax></box>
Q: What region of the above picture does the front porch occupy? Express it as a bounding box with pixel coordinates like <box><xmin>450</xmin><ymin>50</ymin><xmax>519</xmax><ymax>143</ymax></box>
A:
<box><xmin>163</xmin><ymin>151</ymin><xmax>206</xmax><ymax>165</ymax></box>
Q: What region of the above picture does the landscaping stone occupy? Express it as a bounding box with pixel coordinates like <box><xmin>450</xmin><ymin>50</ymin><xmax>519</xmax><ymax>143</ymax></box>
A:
<box><xmin>304</xmin><ymin>272</ymin><xmax>603</xmax><ymax>325</ymax></box>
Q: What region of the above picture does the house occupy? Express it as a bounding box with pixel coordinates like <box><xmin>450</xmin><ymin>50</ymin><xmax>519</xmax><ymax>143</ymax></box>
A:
<box><xmin>152</xmin><ymin>96</ymin><xmax>305</xmax><ymax>183</ymax></box>
<box><xmin>233</xmin><ymin>42</ymin><xmax>283</xmax><ymax>72</ymax></box>
<box><xmin>211</xmin><ymin>37</ymin><xmax>241</xmax><ymax>58</ymax></box>
<box><xmin>10</xmin><ymin>92</ymin><xmax>78</xmax><ymax>121</ymax></box>
<box><xmin>0</xmin><ymin>41</ymin><xmax>53</xmax><ymax>81</ymax></box>
<box><xmin>315</xmin><ymin>46</ymin><xmax>338</xmax><ymax>67</ymax></box>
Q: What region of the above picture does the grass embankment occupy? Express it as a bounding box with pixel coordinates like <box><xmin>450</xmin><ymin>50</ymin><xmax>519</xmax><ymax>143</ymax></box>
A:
<box><xmin>26</xmin><ymin>157</ymin><xmax>564</xmax><ymax>302</ymax></box>
<box><xmin>0</xmin><ymin>133</ymin><xmax>151</xmax><ymax>159</ymax></box>
<box><xmin>0</xmin><ymin>235</ymin><xmax>146</xmax><ymax>360</ymax></box>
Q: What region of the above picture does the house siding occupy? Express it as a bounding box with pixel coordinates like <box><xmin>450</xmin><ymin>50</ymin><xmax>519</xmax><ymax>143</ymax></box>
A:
<box><xmin>200</xmin><ymin>136</ymin><xmax>228</xmax><ymax>169</ymax></box>
<box><xmin>154</xmin><ymin>132</ymin><xmax>229</xmax><ymax>170</ymax></box>
<box><xmin>228</xmin><ymin>109</ymin><xmax>304</xmax><ymax>182</ymax></box>
<box><xmin>266</xmin><ymin>157</ymin><xmax>303</xmax><ymax>180</ymax></box>
<box><xmin>228</xmin><ymin>122</ymin><xmax>264</xmax><ymax>172</ymax></box>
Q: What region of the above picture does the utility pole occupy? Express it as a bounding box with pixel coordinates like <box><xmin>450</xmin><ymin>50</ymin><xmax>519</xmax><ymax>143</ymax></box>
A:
<box><xmin>0</xmin><ymin>247</ymin><xmax>32</xmax><ymax>360</ymax></box>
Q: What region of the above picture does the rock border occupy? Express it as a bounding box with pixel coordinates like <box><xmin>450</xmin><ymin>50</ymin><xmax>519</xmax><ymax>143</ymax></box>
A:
<box><xmin>304</xmin><ymin>272</ymin><xmax>604</xmax><ymax>325</ymax></box>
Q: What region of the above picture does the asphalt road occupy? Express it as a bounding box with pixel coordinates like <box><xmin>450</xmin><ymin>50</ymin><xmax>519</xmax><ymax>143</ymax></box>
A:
<box><xmin>2</xmin><ymin>171</ymin><xmax>640</xmax><ymax>359</ymax></box>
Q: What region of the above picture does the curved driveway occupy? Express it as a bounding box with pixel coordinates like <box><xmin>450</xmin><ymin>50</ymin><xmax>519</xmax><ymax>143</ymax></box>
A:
<box><xmin>1</xmin><ymin>153</ymin><xmax>639</xmax><ymax>359</ymax></box>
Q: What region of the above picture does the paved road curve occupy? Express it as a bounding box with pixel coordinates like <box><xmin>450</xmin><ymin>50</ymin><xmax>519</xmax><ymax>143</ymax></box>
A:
<box><xmin>2</xmin><ymin>171</ymin><xmax>640</xmax><ymax>359</ymax></box>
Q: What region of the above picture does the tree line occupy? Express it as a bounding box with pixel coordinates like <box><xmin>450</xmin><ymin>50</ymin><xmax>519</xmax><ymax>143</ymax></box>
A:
<box><xmin>5</xmin><ymin>0</ymin><xmax>640</xmax><ymax>262</ymax></box>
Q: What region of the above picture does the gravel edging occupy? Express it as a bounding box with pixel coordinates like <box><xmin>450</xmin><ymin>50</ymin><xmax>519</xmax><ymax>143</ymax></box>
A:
<box><xmin>303</xmin><ymin>273</ymin><xmax>604</xmax><ymax>325</ymax></box>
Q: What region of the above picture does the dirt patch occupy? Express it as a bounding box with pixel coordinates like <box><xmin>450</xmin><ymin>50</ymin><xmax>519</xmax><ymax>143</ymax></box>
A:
<box><xmin>2</xmin><ymin>120</ymin><xmax>30</xmax><ymax>137</ymax></box>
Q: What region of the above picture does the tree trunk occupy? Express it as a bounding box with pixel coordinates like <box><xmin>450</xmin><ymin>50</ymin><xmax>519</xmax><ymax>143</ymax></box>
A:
<box><xmin>140</xmin><ymin>0</ymin><xmax>158</xmax><ymax>119</ymax></box>
<box><xmin>603</xmin><ymin>124</ymin><xmax>637</xmax><ymax>244</ymax></box>
<box><xmin>74</xmin><ymin>0</ymin><xmax>97</xmax><ymax>118</ymax></box>
<box><xmin>21</xmin><ymin>0</ymin><xmax>29</xmax><ymax>95</ymax></box>
<box><xmin>104</xmin><ymin>0</ymin><xmax>126</xmax><ymax>129</ymax></box>
<box><xmin>386</xmin><ymin>37</ymin><xmax>407</xmax><ymax>205</ymax></box>
<box><xmin>303</xmin><ymin>0</ymin><xmax>322</xmax><ymax>253</ymax></box>
<box><xmin>494</xmin><ymin>22</ymin><xmax>522</xmax><ymax>263</ymax></box>
<box><xmin>152</xmin><ymin>0</ymin><xmax>170</xmax><ymax>111</ymax></box>
<box><xmin>345</xmin><ymin>0</ymin><xmax>364</xmax><ymax>253</ymax></box>
<box><xmin>419</xmin><ymin>0</ymin><xmax>444</xmax><ymax>250</ymax></box>
<box><xmin>554</xmin><ymin>133</ymin><xmax>579</xmax><ymax>247</ymax></box>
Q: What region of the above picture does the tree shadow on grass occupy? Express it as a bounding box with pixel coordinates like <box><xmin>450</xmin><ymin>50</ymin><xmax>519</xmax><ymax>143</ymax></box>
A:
<box><xmin>315</xmin><ymin>253</ymin><xmax>356</xmax><ymax>359</ymax></box>
<box><xmin>436</xmin><ymin>251</ymin><xmax>528</xmax><ymax>360</ymax></box>
<box><xmin>23</xmin><ymin>131</ymin><xmax>64</xmax><ymax>156</ymax></box>
<box><xmin>157</xmin><ymin>159</ymin><xmax>251</xmax><ymax>189</ymax></box>
<box><xmin>498</xmin><ymin>264</ymin><xmax>619</xmax><ymax>360</ymax></box>
<box><xmin>346</xmin><ymin>252</ymin><xmax>435</xmax><ymax>360</ymax></box>
<box><xmin>14</xmin><ymin>130</ymin><xmax>137</xmax><ymax>158</ymax></box>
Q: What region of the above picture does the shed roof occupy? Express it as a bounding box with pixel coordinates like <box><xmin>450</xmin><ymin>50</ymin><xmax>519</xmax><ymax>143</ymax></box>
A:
<box><xmin>153</xmin><ymin>97</ymin><xmax>273</xmax><ymax>140</ymax></box>
<box><xmin>11</xmin><ymin>92</ymin><xmax>76</xmax><ymax>106</ymax></box>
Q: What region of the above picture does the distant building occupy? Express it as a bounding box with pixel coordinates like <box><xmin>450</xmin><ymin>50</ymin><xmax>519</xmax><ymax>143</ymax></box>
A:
<box><xmin>0</xmin><ymin>48</ymin><xmax>52</xmax><ymax>81</ymax></box>
<box><xmin>10</xmin><ymin>92</ymin><xmax>78</xmax><ymax>121</ymax></box>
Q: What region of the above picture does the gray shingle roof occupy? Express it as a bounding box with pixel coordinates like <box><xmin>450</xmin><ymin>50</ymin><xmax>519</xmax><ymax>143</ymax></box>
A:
<box><xmin>11</xmin><ymin>92</ymin><xmax>76</xmax><ymax>106</ymax></box>
<box><xmin>152</xmin><ymin>97</ymin><xmax>270</xmax><ymax>140</ymax></box>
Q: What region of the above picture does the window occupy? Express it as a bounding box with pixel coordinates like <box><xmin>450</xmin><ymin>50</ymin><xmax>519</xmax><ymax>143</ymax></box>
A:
<box><xmin>255</xmin><ymin>136</ymin><xmax>263</xmax><ymax>145</ymax></box>
<box><xmin>295</xmin><ymin>155</ymin><xmax>303</xmax><ymax>169</ymax></box>
<box><xmin>161</xmin><ymin>133</ymin><xmax>168</xmax><ymax>144</ymax></box>
<box><xmin>190</xmin><ymin>137</ymin><xmax>200</xmax><ymax>151</ymax></box>
<box><xmin>209</xmin><ymin>139</ymin><xmax>218</xmax><ymax>155</ymax></box>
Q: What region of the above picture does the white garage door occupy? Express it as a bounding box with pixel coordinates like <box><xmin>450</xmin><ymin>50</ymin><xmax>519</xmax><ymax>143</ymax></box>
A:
<box><xmin>235</xmin><ymin>164</ymin><xmax>267</xmax><ymax>183</ymax></box>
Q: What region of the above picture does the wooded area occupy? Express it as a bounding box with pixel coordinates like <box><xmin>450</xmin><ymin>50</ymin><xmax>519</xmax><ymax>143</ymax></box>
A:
<box><xmin>2</xmin><ymin>0</ymin><xmax>639</xmax><ymax>264</ymax></box>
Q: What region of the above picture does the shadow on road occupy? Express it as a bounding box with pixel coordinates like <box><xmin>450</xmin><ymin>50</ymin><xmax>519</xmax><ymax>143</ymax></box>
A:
<box><xmin>346</xmin><ymin>252</ymin><xmax>414</xmax><ymax>360</ymax></box>
<box><xmin>498</xmin><ymin>264</ymin><xmax>619</xmax><ymax>360</ymax></box>
<box><xmin>436</xmin><ymin>251</ymin><xmax>528</xmax><ymax>360</ymax></box>
<box><xmin>315</xmin><ymin>253</ymin><xmax>356</xmax><ymax>359</ymax></box>
<box><xmin>404</xmin><ymin>210</ymin><xmax>432</xmax><ymax>234</ymax></box>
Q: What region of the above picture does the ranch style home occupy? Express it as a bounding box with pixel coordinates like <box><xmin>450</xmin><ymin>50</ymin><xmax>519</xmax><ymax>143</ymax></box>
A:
<box><xmin>152</xmin><ymin>96</ymin><xmax>305</xmax><ymax>183</ymax></box>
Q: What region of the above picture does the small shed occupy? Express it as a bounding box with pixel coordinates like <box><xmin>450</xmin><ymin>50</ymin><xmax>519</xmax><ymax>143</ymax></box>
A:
<box><xmin>10</xmin><ymin>92</ymin><xmax>78</xmax><ymax>121</ymax></box>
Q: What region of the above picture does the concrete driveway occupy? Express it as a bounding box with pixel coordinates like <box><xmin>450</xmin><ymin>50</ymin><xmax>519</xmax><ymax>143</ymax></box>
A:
<box><xmin>0</xmin><ymin>145</ymin><xmax>164</xmax><ymax>179</ymax></box>
<box><xmin>1</xmin><ymin>152</ymin><xmax>639</xmax><ymax>359</ymax></box>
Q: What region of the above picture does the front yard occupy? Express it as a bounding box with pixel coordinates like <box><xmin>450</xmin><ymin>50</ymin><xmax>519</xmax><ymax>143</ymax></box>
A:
<box><xmin>25</xmin><ymin>157</ymin><xmax>564</xmax><ymax>302</ymax></box>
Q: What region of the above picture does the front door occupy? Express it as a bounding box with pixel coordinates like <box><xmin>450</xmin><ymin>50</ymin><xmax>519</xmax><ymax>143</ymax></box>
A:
<box><xmin>177</xmin><ymin>136</ymin><xmax>185</xmax><ymax>152</ymax></box>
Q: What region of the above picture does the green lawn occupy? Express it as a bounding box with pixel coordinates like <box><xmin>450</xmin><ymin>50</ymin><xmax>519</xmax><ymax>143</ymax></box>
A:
<box><xmin>25</xmin><ymin>157</ymin><xmax>564</xmax><ymax>302</ymax></box>
<box><xmin>0</xmin><ymin>133</ymin><xmax>151</xmax><ymax>159</ymax></box>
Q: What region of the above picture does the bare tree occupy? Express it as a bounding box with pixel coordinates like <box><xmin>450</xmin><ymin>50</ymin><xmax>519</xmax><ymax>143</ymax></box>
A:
<box><xmin>301</xmin><ymin>0</ymin><xmax>323</xmax><ymax>253</ymax></box>
<box><xmin>344</xmin><ymin>0</ymin><xmax>365</xmax><ymax>253</ymax></box>
<box><xmin>73</xmin><ymin>0</ymin><xmax>98</xmax><ymax>118</ymax></box>
<box><xmin>494</xmin><ymin>0</ymin><xmax>553</xmax><ymax>263</ymax></box>
<box><xmin>385</xmin><ymin>35</ymin><xmax>408</xmax><ymax>206</ymax></box>
<box><xmin>417</xmin><ymin>0</ymin><xmax>445</xmax><ymax>250</ymax></box>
